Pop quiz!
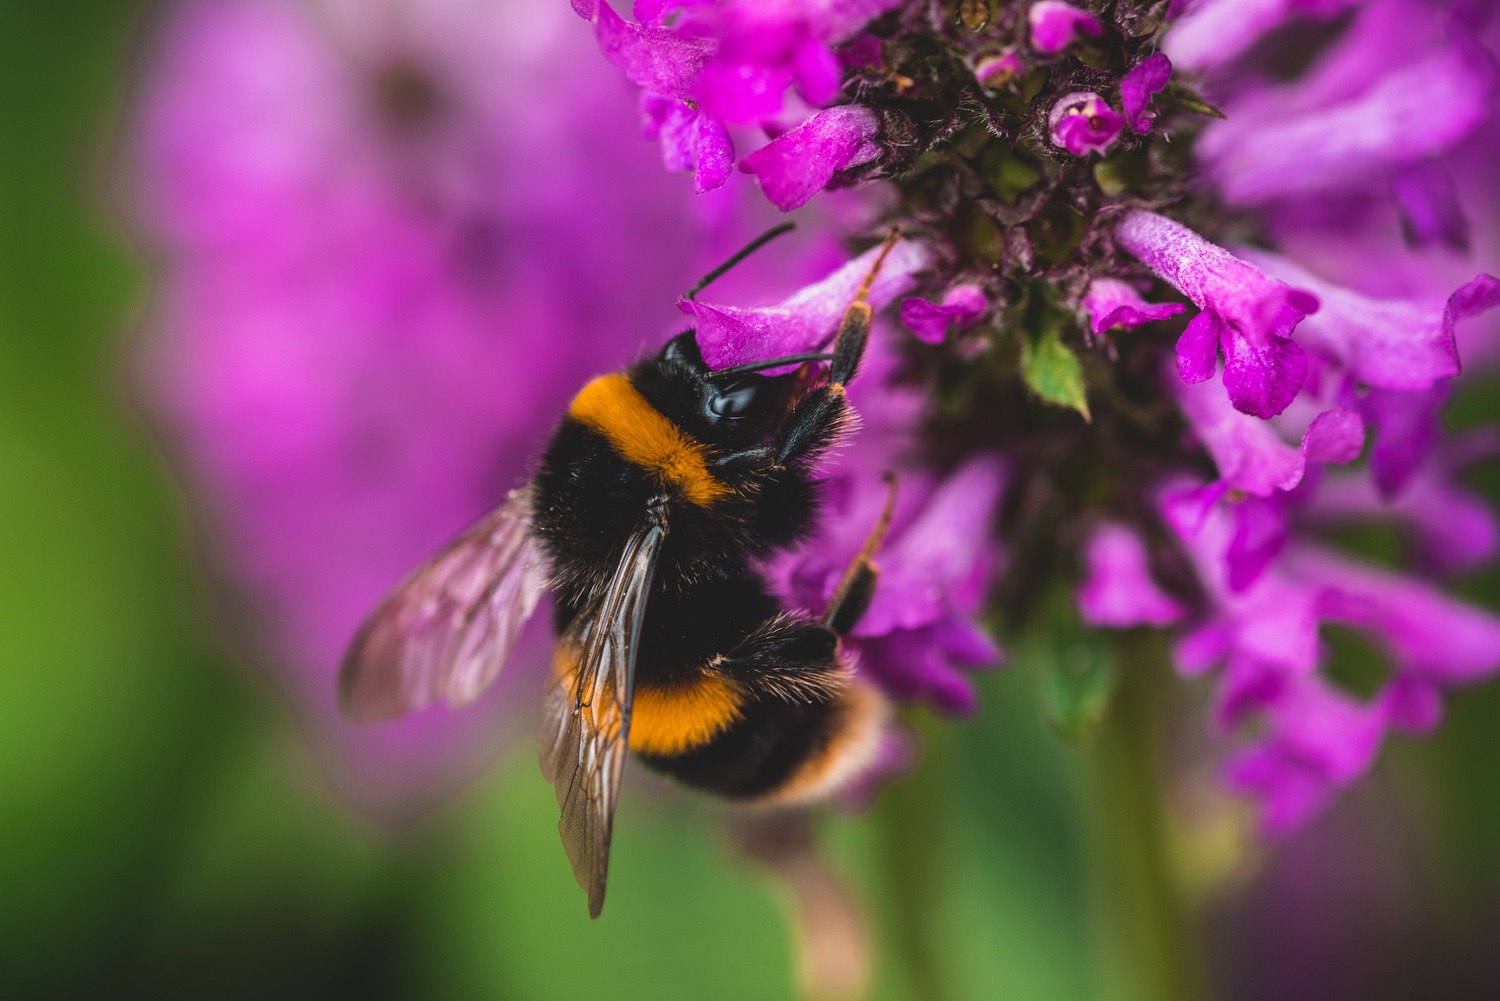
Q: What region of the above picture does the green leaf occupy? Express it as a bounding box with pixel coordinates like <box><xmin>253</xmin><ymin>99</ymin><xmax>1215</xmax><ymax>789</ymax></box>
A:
<box><xmin>980</xmin><ymin>144</ymin><xmax>1042</xmax><ymax>203</ymax></box>
<box><xmin>1021</xmin><ymin>328</ymin><xmax>1091</xmax><ymax>420</ymax></box>
<box><xmin>1162</xmin><ymin>82</ymin><xmax>1225</xmax><ymax>119</ymax></box>
<box><xmin>1042</xmin><ymin>627</ymin><xmax>1118</xmax><ymax>746</ymax></box>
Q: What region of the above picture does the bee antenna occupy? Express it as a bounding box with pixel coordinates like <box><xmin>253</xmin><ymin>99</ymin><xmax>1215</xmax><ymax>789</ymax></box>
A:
<box><xmin>712</xmin><ymin>352</ymin><xmax>836</xmax><ymax>377</ymax></box>
<box><xmin>685</xmin><ymin>222</ymin><xmax>797</xmax><ymax>301</ymax></box>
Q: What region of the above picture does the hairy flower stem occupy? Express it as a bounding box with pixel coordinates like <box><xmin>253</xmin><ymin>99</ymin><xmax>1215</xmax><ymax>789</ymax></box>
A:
<box><xmin>1082</xmin><ymin>633</ymin><xmax>1209</xmax><ymax>1001</ymax></box>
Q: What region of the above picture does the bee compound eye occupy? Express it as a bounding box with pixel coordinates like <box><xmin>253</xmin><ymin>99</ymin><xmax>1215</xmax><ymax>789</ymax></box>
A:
<box><xmin>708</xmin><ymin>379</ymin><xmax>761</xmax><ymax>419</ymax></box>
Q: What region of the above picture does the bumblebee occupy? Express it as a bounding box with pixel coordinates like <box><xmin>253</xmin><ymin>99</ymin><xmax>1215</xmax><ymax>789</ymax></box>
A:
<box><xmin>339</xmin><ymin>233</ymin><xmax>901</xmax><ymax>917</ymax></box>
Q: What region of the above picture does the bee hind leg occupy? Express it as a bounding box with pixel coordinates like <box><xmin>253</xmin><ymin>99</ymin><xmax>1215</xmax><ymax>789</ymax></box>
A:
<box><xmin>710</xmin><ymin>616</ymin><xmax>845</xmax><ymax>704</ymax></box>
<box><xmin>821</xmin><ymin>473</ymin><xmax>898</xmax><ymax>637</ymax></box>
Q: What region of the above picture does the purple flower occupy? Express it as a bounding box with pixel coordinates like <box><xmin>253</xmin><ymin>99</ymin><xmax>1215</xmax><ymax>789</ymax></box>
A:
<box><xmin>1173</xmin><ymin>362</ymin><xmax>1365</xmax><ymax>498</ymax></box>
<box><xmin>1081</xmin><ymin>277</ymin><xmax>1185</xmax><ymax>336</ymax></box>
<box><xmin>1223</xmin><ymin>543</ymin><xmax>1500</xmax><ymax>831</ymax></box>
<box><xmin>680</xmin><ymin>237</ymin><xmax>932</xmax><ymax>367</ymax></box>
<box><xmin>975</xmin><ymin>49</ymin><xmax>1025</xmax><ymax>89</ymax></box>
<box><xmin>640</xmin><ymin>91</ymin><xmax>736</xmax><ymax>192</ymax></box>
<box><xmin>739</xmin><ymin>105</ymin><xmax>882</xmax><ymax>210</ymax></box>
<box><xmin>1028</xmin><ymin>1</ymin><xmax>1103</xmax><ymax>56</ymax></box>
<box><xmin>1195</xmin><ymin>4</ymin><xmax>1497</xmax><ymax>207</ymax></box>
<box><xmin>688</xmin><ymin>1</ymin><xmax>904</xmax><ymax>122</ymax></box>
<box><xmin>1120</xmin><ymin>53</ymin><xmax>1172</xmax><ymax>133</ymax></box>
<box><xmin>574</xmin><ymin>0</ymin><xmax>901</xmax><ymax>202</ymax></box>
<box><xmin>1077</xmin><ymin>523</ymin><xmax>1186</xmax><ymax>627</ymax></box>
<box><xmin>1164</xmin><ymin>482</ymin><xmax>1500</xmax><ymax>830</ymax></box>
<box><xmin>1048</xmin><ymin>92</ymin><xmax>1124</xmax><ymax>157</ymax></box>
<box><xmin>777</xmin><ymin>457</ymin><xmax>1009</xmax><ymax>715</ymax></box>
<box><xmin>1243</xmin><ymin>249</ymin><xmax>1500</xmax><ymax>392</ymax></box>
<box><xmin>899</xmin><ymin>284</ymin><xmax>987</xmax><ymax>344</ymax></box>
<box><xmin>1116</xmin><ymin>210</ymin><xmax>1320</xmax><ymax>418</ymax></box>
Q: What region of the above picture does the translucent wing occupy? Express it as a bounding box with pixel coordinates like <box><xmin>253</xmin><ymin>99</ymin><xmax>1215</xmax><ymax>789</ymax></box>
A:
<box><xmin>538</xmin><ymin>516</ymin><xmax>666</xmax><ymax>919</ymax></box>
<box><xmin>338</xmin><ymin>486</ymin><xmax>548</xmax><ymax>723</ymax></box>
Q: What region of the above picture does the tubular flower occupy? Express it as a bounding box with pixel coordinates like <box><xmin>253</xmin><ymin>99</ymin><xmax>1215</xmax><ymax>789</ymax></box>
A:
<box><xmin>572</xmin><ymin>0</ymin><xmax>1500</xmax><ymax>831</ymax></box>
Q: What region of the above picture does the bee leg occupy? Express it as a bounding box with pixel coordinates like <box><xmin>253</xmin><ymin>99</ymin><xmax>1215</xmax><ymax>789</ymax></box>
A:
<box><xmin>773</xmin><ymin>383</ymin><xmax>853</xmax><ymax>467</ymax></box>
<box><xmin>772</xmin><ymin>233</ymin><xmax>902</xmax><ymax>466</ymax></box>
<box><xmin>821</xmin><ymin>473</ymin><xmax>898</xmax><ymax>637</ymax></box>
<box><xmin>711</xmin><ymin>234</ymin><xmax>902</xmax><ymax>476</ymax></box>
<box><xmin>712</xmin><ymin>386</ymin><xmax>848</xmax><ymax>473</ymax></box>
<box><xmin>710</xmin><ymin>617</ymin><xmax>845</xmax><ymax>704</ymax></box>
<box><xmin>829</xmin><ymin>228</ymin><xmax>900</xmax><ymax>385</ymax></box>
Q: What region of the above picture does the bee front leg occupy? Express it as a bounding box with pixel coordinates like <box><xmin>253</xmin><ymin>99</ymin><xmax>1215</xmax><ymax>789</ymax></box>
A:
<box><xmin>821</xmin><ymin>473</ymin><xmax>897</xmax><ymax>637</ymax></box>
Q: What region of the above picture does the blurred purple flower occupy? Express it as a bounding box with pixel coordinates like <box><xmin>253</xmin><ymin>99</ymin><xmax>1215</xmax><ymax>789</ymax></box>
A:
<box><xmin>1310</xmin><ymin>431</ymin><xmax>1500</xmax><ymax>576</ymax></box>
<box><xmin>1164</xmin><ymin>480</ymin><xmax>1500</xmax><ymax>830</ymax></box>
<box><xmin>1028</xmin><ymin>1</ymin><xmax>1103</xmax><ymax>55</ymax></box>
<box><xmin>1077</xmin><ymin>523</ymin><xmax>1185</xmax><ymax>628</ymax></box>
<box><xmin>129</xmin><ymin>0</ymin><xmax>772</xmax><ymax>811</ymax></box>
<box><xmin>1193</xmin><ymin>3</ymin><xmax>1496</xmax><ymax>207</ymax></box>
<box><xmin>1164</xmin><ymin>0</ymin><xmax>1359</xmax><ymax>73</ymax></box>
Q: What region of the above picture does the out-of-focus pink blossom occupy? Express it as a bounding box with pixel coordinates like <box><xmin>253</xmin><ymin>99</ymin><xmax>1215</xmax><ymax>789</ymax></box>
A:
<box><xmin>1028</xmin><ymin>1</ymin><xmax>1103</xmax><ymax>55</ymax></box>
<box><xmin>1162</xmin><ymin>481</ymin><xmax>1500</xmax><ymax>831</ymax></box>
<box><xmin>1077</xmin><ymin>523</ymin><xmax>1186</xmax><ymax>628</ymax></box>
<box><xmin>130</xmin><ymin>0</ymin><xmax>787</xmax><ymax>811</ymax></box>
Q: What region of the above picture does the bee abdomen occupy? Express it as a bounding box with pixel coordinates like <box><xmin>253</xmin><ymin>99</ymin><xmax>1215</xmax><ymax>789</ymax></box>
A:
<box><xmin>636</xmin><ymin>679</ymin><xmax>886</xmax><ymax>804</ymax></box>
<box><xmin>628</xmin><ymin>672</ymin><xmax>744</xmax><ymax>757</ymax></box>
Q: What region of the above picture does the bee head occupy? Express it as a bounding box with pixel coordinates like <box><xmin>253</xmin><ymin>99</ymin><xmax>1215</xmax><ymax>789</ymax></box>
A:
<box><xmin>647</xmin><ymin>331</ymin><xmax>802</xmax><ymax>447</ymax></box>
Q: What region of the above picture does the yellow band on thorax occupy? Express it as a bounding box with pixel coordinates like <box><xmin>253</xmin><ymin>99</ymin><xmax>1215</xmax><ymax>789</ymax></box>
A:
<box><xmin>568</xmin><ymin>374</ymin><xmax>728</xmax><ymax>507</ymax></box>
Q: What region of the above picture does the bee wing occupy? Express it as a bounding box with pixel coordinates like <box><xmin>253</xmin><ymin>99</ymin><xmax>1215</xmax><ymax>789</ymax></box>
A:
<box><xmin>538</xmin><ymin>516</ymin><xmax>667</xmax><ymax>919</ymax></box>
<box><xmin>338</xmin><ymin>485</ymin><xmax>549</xmax><ymax>723</ymax></box>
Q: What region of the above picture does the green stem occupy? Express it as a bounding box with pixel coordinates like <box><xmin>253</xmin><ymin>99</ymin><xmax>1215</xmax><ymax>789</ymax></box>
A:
<box><xmin>874</xmin><ymin>713</ymin><xmax>953</xmax><ymax>1001</ymax></box>
<box><xmin>1083</xmin><ymin>633</ymin><xmax>1210</xmax><ymax>1001</ymax></box>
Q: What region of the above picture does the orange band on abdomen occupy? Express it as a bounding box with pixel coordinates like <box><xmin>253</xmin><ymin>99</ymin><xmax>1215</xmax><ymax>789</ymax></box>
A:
<box><xmin>568</xmin><ymin>374</ymin><xmax>727</xmax><ymax>507</ymax></box>
<box><xmin>629</xmin><ymin>671</ymin><xmax>743</xmax><ymax>756</ymax></box>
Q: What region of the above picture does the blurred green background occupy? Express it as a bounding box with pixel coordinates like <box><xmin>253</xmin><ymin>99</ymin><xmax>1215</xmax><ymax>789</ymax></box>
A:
<box><xmin>3</xmin><ymin>4</ymin><xmax>1499</xmax><ymax>999</ymax></box>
